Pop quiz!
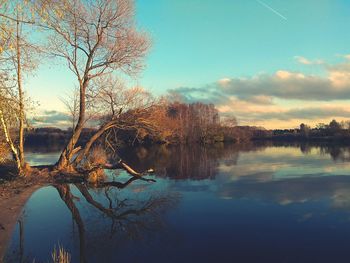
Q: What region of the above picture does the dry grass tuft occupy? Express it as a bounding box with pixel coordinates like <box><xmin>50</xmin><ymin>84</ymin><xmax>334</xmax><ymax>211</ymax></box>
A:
<box><xmin>88</xmin><ymin>146</ymin><xmax>108</xmax><ymax>165</ymax></box>
<box><xmin>85</xmin><ymin>146</ymin><xmax>108</xmax><ymax>183</ymax></box>
<box><xmin>51</xmin><ymin>245</ymin><xmax>71</xmax><ymax>263</ymax></box>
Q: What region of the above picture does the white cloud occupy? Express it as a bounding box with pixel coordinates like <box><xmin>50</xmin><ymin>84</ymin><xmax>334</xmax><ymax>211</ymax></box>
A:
<box><xmin>294</xmin><ymin>56</ymin><xmax>323</xmax><ymax>65</ymax></box>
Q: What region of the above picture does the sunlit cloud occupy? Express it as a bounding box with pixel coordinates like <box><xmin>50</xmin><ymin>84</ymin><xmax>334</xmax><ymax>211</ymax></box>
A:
<box><xmin>170</xmin><ymin>56</ymin><xmax>350</xmax><ymax>128</ymax></box>
<box><xmin>218</xmin><ymin>78</ymin><xmax>231</xmax><ymax>86</ymax></box>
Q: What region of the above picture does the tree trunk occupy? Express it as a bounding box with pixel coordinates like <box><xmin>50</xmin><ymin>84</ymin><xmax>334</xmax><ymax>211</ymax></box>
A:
<box><xmin>56</xmin><ymin>185</ymin><xmax>87</xmax><ymax>263</ymax></box>
<box><xmin>74</xmin><ymin>121</ymin><xmax>115</xmax><ymax>165</ymax></box>
<box><xmin>0</xmin><ymin>108</ymin><xmax>22</xmax><ymax>173</ymax></box>
<box><xmin>16</xmin><ymin>18</ymin><xmax>25</xmax><ymax>170</ymax></box>
<box><xmin>56</xmin><ymin>80</ymin><xmax>88</xmax><ymax>170</ymax></box>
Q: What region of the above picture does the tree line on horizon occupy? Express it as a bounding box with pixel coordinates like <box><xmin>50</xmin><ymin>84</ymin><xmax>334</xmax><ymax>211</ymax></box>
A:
<box><xmin>23</xmin><ymin>101</ymin><xmax>262</xmax><ymax>148</ymax></box>
<box><xmin>270</xmin><ymin>119</ymin><xmax>350</xmax><ymax>141</ymax></box>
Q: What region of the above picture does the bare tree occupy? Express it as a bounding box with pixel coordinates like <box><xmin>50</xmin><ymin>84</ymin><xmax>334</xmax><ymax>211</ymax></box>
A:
<box><xmin>0</xmin><ymin>0</ymin><xmax>36</xmax><ymax>175</ymax></box>
<box><xmin>222</xmin><ymin>116</ymin><xmax>237</xmax><ymax>128</ymax></box>
<box><xmin>72</xmin><ymin>76</ymin><xmax>161</xmax><ymax>171</ymax></box>
<box><xmin>33</xmin><ymin>0</ymin><xmax>150</xmax><ymax>171</ymax></box>
<box><xmin>60</xmin><ymin>87</ymin><xmax>80</xmax><ymax>132</ymax></box>
<box><xmin>0</xmin><ymin>84</ymin><xmax>21</xmax><ymax>169</ymax></box>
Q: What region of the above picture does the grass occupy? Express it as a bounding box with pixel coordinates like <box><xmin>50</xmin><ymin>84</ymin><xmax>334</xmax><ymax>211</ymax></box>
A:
<box><xmin>51</xmin><ymin>245</ymin><xmax>71</xmax><ymax>263</ymax></box>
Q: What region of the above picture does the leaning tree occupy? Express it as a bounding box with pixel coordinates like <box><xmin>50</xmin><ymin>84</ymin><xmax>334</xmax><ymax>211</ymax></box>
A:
<box><xmin>34</xmin><ymin>0</ymin><xmax>150</xmax><ymax>172</ymax></box>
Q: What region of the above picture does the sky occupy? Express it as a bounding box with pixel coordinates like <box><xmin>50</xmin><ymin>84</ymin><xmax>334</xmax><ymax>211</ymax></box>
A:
<box><xmin>28</xmin><ymin>0</ymin><xmax>350</xmax><ymax>129</ymax></box>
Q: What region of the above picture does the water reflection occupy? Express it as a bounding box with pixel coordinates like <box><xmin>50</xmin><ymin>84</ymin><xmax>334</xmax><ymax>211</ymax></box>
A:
<box><xmin>117</xmin><ymin>143</ymin><xmax>263</xmax><ymax>180</ymax></box>
<box><xmin>219</xmin><ymin>175</ymin><xmax>350</xmax><ymax>209</ymax></box>
<box><xmin>6</xmin><ymin>142</ymin><xmax>350</xmax><ymax>262</ymax></box>
<box><xmin>319</xmin><ymin>144</ymin><xmax>350</xmax><ymax>162</ymax></box>
<box><xmin>117</xmin><ymin>142</ymin><xmax>350</xmax><ymax>182</ymax></box>
<box><xmin>5</xmin><ymin>178</ymin><xmax>179</xmax><ymax>263</ymax></box>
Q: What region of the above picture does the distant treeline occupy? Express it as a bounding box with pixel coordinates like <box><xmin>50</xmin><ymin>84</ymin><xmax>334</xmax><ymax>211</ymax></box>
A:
<box><xmin>258</xmin><ymin>119</ymin><xmax>350</xmax><ymax>142</ymax></box>
<box><xmin>24</xmin><ymin>106</ymin><xmax>350</xmax><ymax>147</ymax></box>
<box><xmin>25</xmin><ymin>127</ymin><xmax>97</xmax><ymax>147</ymax></box>
<box><xmin>24</xmin><ymin>102</ymin><xmax>267</xmax><ymax>147</ymax></box>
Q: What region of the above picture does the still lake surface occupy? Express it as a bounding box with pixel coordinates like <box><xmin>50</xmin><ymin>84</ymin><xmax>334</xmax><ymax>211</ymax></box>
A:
<box><xmin>5</xmin><ymin>142</ymin><xmax>350</xmax><ymax>262</ymax></box>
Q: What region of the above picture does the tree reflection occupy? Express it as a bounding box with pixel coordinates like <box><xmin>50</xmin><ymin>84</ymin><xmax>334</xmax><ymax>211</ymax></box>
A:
<box><xmin>116</xmin><ymin>143</ymin><xmax>264</xmax><ymax>180</ymax></box>
<box><xmin>3</xmin><ymin>216</ymin><xmax>31</xmax><ymax>263</ymax></box>
<box><xmin>55</xmin><ymin>177</ymin><xmax>179</xmax><ymax>263</ymax></box>
<box><xmin>318</xmin><ymin>145</ymin><xmax>350</xmax><ymax>161</ymax></box>
<box><xmin>116</xmin><ymin>142</ymin><xmax>350</xmax><ymax>181</ymax></box>
<box><xmin>56</xmin><ymin>184</ymin><xmax>87</xmax><ymax>263</ymax></box>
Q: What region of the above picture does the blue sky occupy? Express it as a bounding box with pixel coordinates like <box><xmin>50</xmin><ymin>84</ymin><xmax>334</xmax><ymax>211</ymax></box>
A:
<box><xmin>137</xmin><ymin>0</ymin><xmax>350</xmax><ymax>87</ymax></box>
<box><xmin>29</xmin><ymin>0</ymin><xmax>350</xmax><ymax>128</ymax></box>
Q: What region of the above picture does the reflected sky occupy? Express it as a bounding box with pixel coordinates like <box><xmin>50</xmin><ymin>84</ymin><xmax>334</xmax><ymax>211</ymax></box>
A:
<box><xmin>24</xmin><ymin>152</ymin><xmax>61</xmax><ymax>166</ymax></box>
<box><xmin>217</xmin><ymin>146</ymin><xmax>350</xmax><ymax>182</ymax></box>
<box><xmin>6</xmin><ymin>143</ymin><xmax>350</xmax><ymax>262</ymax></box>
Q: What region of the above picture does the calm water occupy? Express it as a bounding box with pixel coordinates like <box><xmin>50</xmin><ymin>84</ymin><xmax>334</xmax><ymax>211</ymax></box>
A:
<box><xmin>5</xmin><ymin>143</ymin><xmax>350</xmax><ymax>262</ymax></box>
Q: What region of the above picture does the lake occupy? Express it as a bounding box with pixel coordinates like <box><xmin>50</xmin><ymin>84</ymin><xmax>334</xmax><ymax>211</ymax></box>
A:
<box><xmin>4</xmin><ymin>142</ymin><xmax>350</xmax><ymax>262</ymax></box>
